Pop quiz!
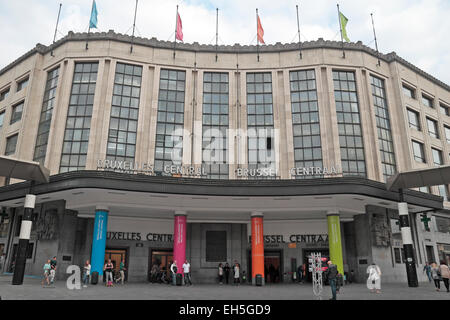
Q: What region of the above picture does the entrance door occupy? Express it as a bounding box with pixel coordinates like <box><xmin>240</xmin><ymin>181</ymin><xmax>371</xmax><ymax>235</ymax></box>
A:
<box><xmin>104</xmin><ymin>248</ymin><xmax>127</xmax><ymax>281</ymax></box>
<box><xmin>303</xmin><ymin>249</ymin><xmax>329</xmax><ymax>282</ymax></box>
<box><xmin>248</xmin><ymin>250</ymin><xmax>283</xmax><ymax>283</ymax></box>
<box><xmin>149</xmin><ymin>249</ymin><xmax>173</xmax><ymax>281</ymax></box>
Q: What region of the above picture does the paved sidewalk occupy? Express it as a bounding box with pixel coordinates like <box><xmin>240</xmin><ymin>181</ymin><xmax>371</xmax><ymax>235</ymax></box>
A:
<box><xmin>0</xmin><ymin>276</ymin><xmax>449</xmax><ymax>300</ymax></box>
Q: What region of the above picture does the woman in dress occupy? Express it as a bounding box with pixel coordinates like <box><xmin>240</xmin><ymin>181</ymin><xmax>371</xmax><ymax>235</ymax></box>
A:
<box><xmin>366</xmin><ymin>263</ymin><xmax>382</xmax><ymax>293</ymax></box>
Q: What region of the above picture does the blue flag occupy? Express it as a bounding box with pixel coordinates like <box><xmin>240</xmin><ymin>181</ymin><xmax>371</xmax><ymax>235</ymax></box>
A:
<box><xmin>89</xmin><ymin>0</ymin><xmax>98</xmax><ymax>29</ymax></box>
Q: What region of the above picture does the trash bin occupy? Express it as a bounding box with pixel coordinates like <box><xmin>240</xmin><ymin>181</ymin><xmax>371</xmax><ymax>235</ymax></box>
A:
<box><xmin>176</xmin><ymin>273</ymin><xmax>183</xmax><ymax>286</ymax></box>
<box><xmin>91</xmin><ymin>271</ymin><xmax>99</xmax><ymax>285</ymax></box>
<box><xmin>255</xmin><ymin>274</ymin><xmax>263</xmax><ymax>286</ymax></box>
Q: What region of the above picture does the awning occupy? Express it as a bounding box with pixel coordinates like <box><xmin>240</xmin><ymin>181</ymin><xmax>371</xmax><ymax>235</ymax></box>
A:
<box><xmin>0</xmin><ymin>156</ymin><xmax>50</xmax><ymax>183</ymax></box>
<box><xmin>387</xmin><ymin>165</ymin><xmax>450</xmax><ymax>191</ymax></box>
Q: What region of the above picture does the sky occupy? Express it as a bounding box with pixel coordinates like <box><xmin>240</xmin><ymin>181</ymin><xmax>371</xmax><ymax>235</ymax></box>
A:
<box><xmin>0</xmin><ymin>0</ymin><xmax>449</xmax><ymax>85</ymax></box>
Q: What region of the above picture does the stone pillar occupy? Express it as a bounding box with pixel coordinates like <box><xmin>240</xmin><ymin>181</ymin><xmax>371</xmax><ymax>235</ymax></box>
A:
<box><xmin>12</xmin><ymin>194</ymin><xmax>36</xmax><ymax>285</ymax></box>
<box><xmin>90</xmin><ymin>206</ymin><xmax>109</xmax><ymax>276</ymax></box>
<box><xmin>251</xmin><ymin>212</ymin><xmax>264</xmax><ymax>285</ymax></box>
<box><xmin>173</xmin><ymin>211</ymin><xmax>187</xmax><ymax>274</ymax></box>
<box><xmin>327</xmin><ymin>212</ymin><xmax>344</xmax><ymax>275</ymax></box>
<box><xmin>398</xmin><ymin>201</ymin><xmax>418</xmax><ymax>287</ymax></box>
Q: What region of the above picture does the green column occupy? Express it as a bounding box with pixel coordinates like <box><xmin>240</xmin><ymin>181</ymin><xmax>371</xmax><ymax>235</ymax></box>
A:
<box><xmin>327</xmin><ymin>213</ymin><xmax>344</xmax><ymax>275</ymax></box>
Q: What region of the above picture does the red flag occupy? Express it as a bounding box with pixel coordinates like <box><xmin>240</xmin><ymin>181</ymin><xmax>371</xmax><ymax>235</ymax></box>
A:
<box><xmin>257</xmin><ymin>14</ymin><xmax>265</xmax><ymax>45</ymax></box>
<box><xmin>176</xmin><ymin>13</ymin><xmax>183</xmax><ymax>42</ymax></box>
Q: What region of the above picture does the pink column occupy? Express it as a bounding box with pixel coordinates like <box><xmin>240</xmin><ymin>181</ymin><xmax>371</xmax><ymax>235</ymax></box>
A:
<box><xmin>173</xmin><ymin>212</ymin><xmax>187</xmax><ymax>274</ymax></box>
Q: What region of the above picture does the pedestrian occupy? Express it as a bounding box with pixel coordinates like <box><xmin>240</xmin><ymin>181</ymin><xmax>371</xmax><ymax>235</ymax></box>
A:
<box><xmin>103</xmin><ymin>259</ymin><xmax>114</xmax><ymax>287</ymax></box>
<box><xmin>183</xmin><ymin>260</ymin><xmax>192</xmax><ymax>286</ymax></box>
<box><xmin>233</xmin><ymin>262</ymin><xmax>240</xmax><ymax>286</ymax></box>
<box><xmin>297</xmin><ymin>264</ymin><xmax>303</xmax><ymax>283</ymax></box>
<box><xmin>49</xmin><ymin>256</ymin><xmax>57</xmax><ymax>285</ymax></box>
<box><xmin>0</xmin><ymin>253</ymin><xmax>5</xmax><ymax>271</ymax></box>
<box><xmin>349</xmin><ymin>269</ymin><xmax>354</xmax><ymax>284</ymax></box>
<box><xmin>150</xmin><ymin>263</ymin><xmax>159</xmax><ymax>283</ymax></box>
<box><xmin>170</xmin><ymin>260</ymin><xmax>178</xmax><ymax>286</ymax></box>
<box><xmin>366</xmin><ymin>263</ymin><xmax>382</xmax><ymax>293</ymax></box>
<box><xmin>42</xmin><ymin>259</ymin><xmax>51</xmax><ymax>286</ymax></box>
<box><xmin>218</xmin><ymin>263</ymin><xmax>224</xmax><ymax>284</ymax></box>
<box><xmin>224</xmin><ymin>262</ymin><xmax>230</xmax><ymax>284</ymax></box>
<box><xmin>324</xmin><ymin>260</ymin><xmax>338</xmax><ymax>300</ymax></box>
<box><xmin>431</xmin><ymin>262</ymin><xmax>441</xmax><ymax>291</ymax></box>
<box><xmin>83</xmin><ymin>260</ymin><xmax>91</xmax><ymax>288</ymax></box>
<box><xmin>439</xmin><ymin>260</ymin><xmax>450</xmax><ymax>292</ymax></box>
<box><xmin>423</xmin><ymin>262</ymin><xmax>432</xmax><ymax>282</ymax></box>
<box><xmin>119</xmin><ymin>259</ymin><xmax>126</xmax><ymax>285</ymax></box>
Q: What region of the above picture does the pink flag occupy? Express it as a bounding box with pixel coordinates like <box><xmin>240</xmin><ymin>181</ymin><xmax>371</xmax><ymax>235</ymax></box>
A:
<box><xmin>176</xmin><ymin>13</ymin><xmax>183</xmax><ymax>42</ymax></box>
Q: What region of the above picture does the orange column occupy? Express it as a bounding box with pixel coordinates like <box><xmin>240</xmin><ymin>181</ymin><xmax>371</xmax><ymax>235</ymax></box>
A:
<box><xmin>251</xmin><ymin>212</ymin><xmax>264</xmax><ymax>285</ymax></box>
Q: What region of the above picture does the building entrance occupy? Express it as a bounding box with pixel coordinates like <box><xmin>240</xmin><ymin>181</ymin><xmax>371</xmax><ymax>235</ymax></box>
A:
<box><xmin>149</xmin><ymin>249</ymin><xmax>173</xmax><ymax>282</ymax></box>
<box><xmin>104</xmin><ymin>248</ymin><xmax>128</xmax><ymax>282</ymax></box>
<box><xmin>247</xmin><ymin>249</ymin><xmax>283</xmax><ymax>284</ymax></box>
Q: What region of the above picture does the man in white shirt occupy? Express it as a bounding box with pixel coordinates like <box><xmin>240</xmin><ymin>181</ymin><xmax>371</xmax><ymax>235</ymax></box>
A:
<box><xmin>182</xmin><ymin>260</ymin><xmax>192</xmax><ymax>286</ymax></box>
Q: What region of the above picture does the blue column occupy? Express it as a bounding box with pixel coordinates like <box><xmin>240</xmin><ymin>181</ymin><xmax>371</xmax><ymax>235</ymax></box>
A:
<box><xmin>91</xmin><ymin>207</ymin><xmax>109</xmax><ymax>276</ymax></box>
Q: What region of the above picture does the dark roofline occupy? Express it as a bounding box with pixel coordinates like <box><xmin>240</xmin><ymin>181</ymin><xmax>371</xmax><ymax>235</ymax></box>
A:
<box><xmin>1</xmin><ymin>30</ymin><xmax>449</xmax><ymax>92</ymax></box>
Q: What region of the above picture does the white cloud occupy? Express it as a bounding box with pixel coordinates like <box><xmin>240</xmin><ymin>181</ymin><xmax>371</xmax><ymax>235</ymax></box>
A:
<box><xmin>1</xmin><ymin>0</ymin><xmax>450</xmax><ymax>86</ymax></box>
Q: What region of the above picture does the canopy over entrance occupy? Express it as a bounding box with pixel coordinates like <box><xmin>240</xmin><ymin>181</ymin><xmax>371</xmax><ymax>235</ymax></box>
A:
<box><xmin>0</xmin><ymin>156</ymin><xmax>50</xmax><ymax>184</ymax></box>
<box><xmin>387</xmin><ymin>165</ymin><xmax>450</xmax><ymax>191</ymax></box>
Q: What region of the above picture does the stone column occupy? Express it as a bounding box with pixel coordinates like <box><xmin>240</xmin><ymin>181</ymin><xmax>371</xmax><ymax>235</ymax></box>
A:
<box><xmin>12</xmin><ymin>194</ymin><xmax>36</xmax><ymax>285</ymax></box>
<box><xmin>327</xmin><ymin>212</ymin><xmax>344</xmax><ymax>275</ymax></box>
<box><xmin>90</xmin><ymin>206</ymin><xmax>109</xmax><ymax>277</ymax></box>
<box><xmin>173</xmin><ymin>211</ymin><xmax>187</xmax><ymax>275</ymax></box>
<box><xmin>398</xmin><ymin>201</ymin><xmax>419</xmax><ymax>287</ymax></box>
<box><xmin>251</xmin><ymin>212</ymin><xmax>264</xmax><ymax>285</ymax></box>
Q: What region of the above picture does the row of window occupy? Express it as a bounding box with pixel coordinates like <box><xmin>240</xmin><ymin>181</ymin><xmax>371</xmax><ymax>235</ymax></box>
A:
<box><xmin>407</xmin><ymin>108</ymin><xmax>450</xmax><ymax>143</ymax></box>
<box><xmin>403</xmin><ymin>83</ymin><xmax>450</xmax><ymax>116</ymax></box>
<box><xmin>0</xmin><ymin>77</ymin><xmax>29</xmax><ymax>102</ymax></box>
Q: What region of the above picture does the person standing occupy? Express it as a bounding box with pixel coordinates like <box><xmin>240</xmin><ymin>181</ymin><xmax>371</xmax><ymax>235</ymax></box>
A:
<box><xmin>297</xmin><ymin>264</ymin><xmax>303</xmax><ymax>283</ymax></box>
<box><xmin>170</xmin><ymin>260</ymin><xmax>178</xmax><ymax>286</ymax></box>
<box><xmin>83</xmin><ymin>260</ymin><xmax>91</xmax><ymax>288</ymax></box>
<box><xmin>104</xmin><ymin>259</ymin><xmax>114</xmax><ymax>287</ymax></box>
<box><xmin>439</xmin><ymin>261</ymin><xmax>450</xmax><ymax>292</ymax></box>
<box><xmin>49</xmin><ymin>256</ymin><xmax>57</xmax><ymax>285</ymax></box>
<box><xmin>233</xmin><ymin>262</ymin><xmax>240</xmax><ymax>286</ymax></box>
<box><xmin>423</xmin><ymin>262</ymin><xmax>432</xmax><ymax>282</ymax></box>
<box><xmin>183</xmin><ymin>260</ymin><xmax>192</xmax><ymax>286</ymax></box>
<box><xmin>42</xmin><ymin>259</ymin><xmax>51</xmax><ymax>287</ymax></box>
<box><xmin>0</xmin><ymin>253</ymin><xmax>5</xmax><ymax>272</ymax></box>
<box><xmin>218</xmin><ymin>263</ymin><xmax>224</xmax><ymax>284</ymax></box>
<box><xmin>366</xmin><ymin>263</ymin><xmax>382</xmax><ymax>294</ymax></box>
<box><xmin>224</xmin><ymin>263</ymin><xmax>230</xmax><ymax>284</ymax></box>
<box><xmin>119</xmin><ymin>259</ymin><xmax>126</xmax><ymax>285</ymax></box>
<box><xmin>431</xmin><ymin>262</ymin><xmax>441</xmax><ymax>291</ymax></box>
<box><xmin>324</xmin><ymin>260</ymin><xmax>338</xmax><ymax>300</ymax></box>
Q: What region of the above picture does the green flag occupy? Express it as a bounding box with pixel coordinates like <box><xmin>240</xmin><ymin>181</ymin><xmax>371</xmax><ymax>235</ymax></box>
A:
<box><xmin>339</xmin><ymin>12</ymin><xmax>350</xmax><ymax>42</ymax></box>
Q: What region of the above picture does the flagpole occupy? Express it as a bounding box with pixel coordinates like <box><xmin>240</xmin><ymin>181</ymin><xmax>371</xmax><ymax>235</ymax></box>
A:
<box><xmin>51</xmin><ymin>3</ymin><xmax>62</xmax><ymax>57</ymax></box>
<box><xmin>130</xmin><ymin>0</ymin><xmax>139</xmax><ymax>53</ymax></box>
<box><xmin>337</xmin><ymin>4</ymin><xmax>345</xmax><ymax>58</ymax></box>
<box><xmin>371</xmin><ymin>13</ymin><xmax>381</xmax><ymax>66</ymax></box>
<box><xmin>173</xmin><ymin>5</ymin><xmax>178</xmax><ymax>59</ymax></box>
<box><xmin>215</xmin><ymin>8</ymin><xmax>219</xmax><ymax>62</ymax></box>
<box><xmin>86</xmin><ymin>0</ymin><xmax>95</xmax><ymax>50</ymax></box>
<box><xmin>296</xmin><ymin>4</ymin><xmax>302</xmax><ymax>59</ymax></box>
<box><xmin>256</xmin><ymin>8</ymin><xmax>260</xmax><ymax>62</ymax></box>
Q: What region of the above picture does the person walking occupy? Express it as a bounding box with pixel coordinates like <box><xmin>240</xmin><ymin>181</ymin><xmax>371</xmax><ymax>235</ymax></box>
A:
<box><xmin>170</xmin><ymin>260</ymin><xmax>178</xmax><ymax>286</ymax></box>
<box><xmin>218</xmin><ymin>263</ymin><xmax>224</xmax><ymax>284</ymax></box>
<box><xmin>224</xmin><ymin>263</ymin><xmax>231</xmax><ymax>284</ymax></box>
<box><xmin>83</xmin><ymin>260</ymin><xmax>91</xmax><ymax>288</ymax></box>
<box><xmin>49</xmin><ymin>256</ymin><xmax>57</xmax><ymax>285</ymax></box>
<box><xmin>233</xmin><ymin>262</ymin><xmax>240</xmax><ymax>286</ymax></box>
<box><xmin>324</xmin><ymin>260</ymin><xmax>338</xmax><ymax>300</ymax></box>
<box><xmin>183</xmin><ymin>260</ymin><xmax>192</xmax><ymax>286</ymax></box>
<box><xmin>42</xmin><ymin>259</ymin><xmax>51</xmax><ymax>287</ymax></box>
<box><xmin>431</xmin><ymin>262</ymin><xmax>441</xmax><ymax>291</ymax></box>
<box><xmin>439</xmin><ymin>261</ymin><xmax>450</xmax><ymax>292</ymax></box>
<box><xmin>366</xmin><ymin>263</ymin><xmax>382</xmax><ymax>294</ymax></box>
<box><xmin>423</xmin><ymin>262</ymin><xmax>432</xmax><ymax>282</ymax></box>
<box><xmin>119</xmin><ymin>259</ymin><xmax>126</xmax><ymax>285</ymax></box>
<box><xmin>104</xmin><ymin>259</ymin><xmax>114</xmax><ymax>287</ymax></box>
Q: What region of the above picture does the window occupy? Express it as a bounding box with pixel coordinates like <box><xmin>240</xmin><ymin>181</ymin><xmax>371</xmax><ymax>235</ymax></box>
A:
<box><xmin>0</xmin><ymin>111</ymin><xmax>4</xmax><ymax>129</ymax></box>
<box><xmin>0</xmin><ymin>88</ymin><xmax>9</xmax><ymax>101</ymax></box>
<box><xmin>407</xmin><ymin>109</ymin><xmax>420</xmax><ymax>131</ymax></box>
<box><xmin>290</xmin><ymin>69</ymin><xmax>322</xmax><ymax>179</ymax></box>
<box><xmin>445</xmin><ymin>126</ymin><xmax>450</xmax><ymax>143</ymax></box>
<box><xmin>412</xmin><ymin>140</ymin><xmax>425</xmax><ymax>163</ymax></box>
<box><xmin>394</xmin><ymin>248</ymin><xmax>402</xmax><ymax>264</ymax></box>
<box><xmin>154</xmin><ymin>69</ymin><xmax>185</xmax><ymax>175</ymax></box>
<box><xmin>17</xmin><ymin>77</ymin><xmax>29</xmax><ymax>92</ymax></box>
<box><xmin>333</xmin><ymin>70</ymin><xmax>366</xmax><ymax>177</ymax></box>
<box><xmin>10</xmin><ymin>101</ymin><xmax>24</xmax><ymax>125</ymax></box>
<box><xmin>60</xmin><ymin>62</ymin><xmax>98</xmax><ymax>173</ymax></box>
<box><xmin>371</xmin><ymin>75</ymin><xmax>396</xmax><ymax>181</ymax></box>
<box><xmin>418</xmin><ymin>186</ymin><xmax>430</xmax><ymax>193</ymax></box>
<box><xmin>106</xmin><ymin>63</ymin><xmax>142</xmax><ymax>163</ymax></box>
<box><xmin>247</xmin><ymin>72</ymin><xmax>276</xmax><ymax>179</ymax></box>
<box><xmin>5</xmin><ymin>134</ymin><xmax>18</xmax><ymax>156</ymax></box>
<box><xmin>33</xmin><ymin>67</ymin><xmax>59</xmax><ymax>164</ymax></box>
<box><xmin>422</xmin><ymin>94</ymin><xmax>434</xmax><ymax>108</ymax></box>
<box><xmin>202</xmin><ymin>72</ymin><xmax>229</xmax><ymax>179</ymax></box>
<box><xmin>402</xmin><ymin>85</ymin><xmax>415</xmax><ymax>99</ymax></box>
<box><xmin>426</xmin><ymin>118</ymin><xmax>439</xmax><ymax>139</ymax></box>
<box><xmin>437</xmin><ymin>185</ymin><xmax>449</xmax><ymax>202</ymax></box>
<box><xmin>435</xmin><ymin>216</ymin><xmax>450</xmax><ymax>233</ymax></box>
<box><xmin>432</xmin><ymin>148</ymin><xmax>443</xmax><ymax>166</ymax></box>
<box><xmin>440</xmin><ymin>103</ymin><xmax>450</xmax><ymax>116</ymax></box>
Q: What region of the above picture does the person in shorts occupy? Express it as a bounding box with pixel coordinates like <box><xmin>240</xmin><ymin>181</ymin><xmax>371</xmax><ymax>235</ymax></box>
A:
<box><xmin>42</xmin><ymin>260</ymin><xmax>51</xmax><ymax>286</ymax></box>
